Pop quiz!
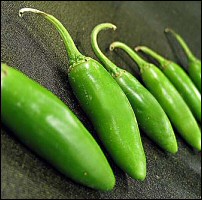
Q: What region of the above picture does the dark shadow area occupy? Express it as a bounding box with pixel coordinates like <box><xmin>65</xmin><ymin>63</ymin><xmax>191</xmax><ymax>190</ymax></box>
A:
<box><xmin>164</xmin><ymin>30</ymin><xmax>189</xmax><ymax>71</ymax></box>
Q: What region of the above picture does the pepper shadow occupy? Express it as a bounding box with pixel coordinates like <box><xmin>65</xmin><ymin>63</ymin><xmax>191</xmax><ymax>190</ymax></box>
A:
<box><xmin>164</xmin><ymin>31</ymin><xmax>189</xmax><ymax>71</ymax></box>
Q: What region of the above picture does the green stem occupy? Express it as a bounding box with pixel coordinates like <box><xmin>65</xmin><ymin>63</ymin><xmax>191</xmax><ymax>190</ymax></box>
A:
<box><xmin>19</xmin><ymin>8</ymin><xmax>84</xmax><ymax>65</ymax></box>
<box><xmin>110</xmin><ymin>42</ymin><xmax>149</xmax><ymax>70</ymax></box>
<box><xmin>165</xmin><ymin>28</ymin><xmax>195</xmax><ymax>62</ymax></box>
<box><xmin>135</xmin><ymin>46</ymin><xmax>166</xmax><ymax>66</ymax></box>
<box><xmin>91</xmin><ymin>23</ymin><xmax>118</xmax><ymax>74</ymax></box>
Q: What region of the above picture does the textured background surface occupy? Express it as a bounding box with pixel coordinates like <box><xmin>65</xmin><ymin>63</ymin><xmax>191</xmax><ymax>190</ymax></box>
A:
<box><xmin>1</xmin><ymin>1</ymin><xmax>201</xmax><ymax>199</ymax></box>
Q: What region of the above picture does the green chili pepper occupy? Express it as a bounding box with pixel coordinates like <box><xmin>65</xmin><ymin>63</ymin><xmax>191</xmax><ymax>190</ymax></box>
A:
<box><xmin>1</xmin><ymin>63</ymin><xmax>115</xmax><ymax>191</ymax></box>
<box><xmin>19</xmin><ymin>8</ymin><xmax>146</xmax><ymax>180</ymax></box>
<box><xmin>91</xmin><ymin>23</ymin><xmax>178</xmax><ymax>154</ymax></box>
<box><xmin>135</xmin><ymin>46</ymin><xmax>201</xmax><ymax>122</ymax></box>
<box><xmin>110</xmin><ymin>42</ymin><xmax>201</xmax><ymax>151</ymax></box>
<box><xmin>165</xmin><ymin>28</ymin><xmax>201</xmax><ymax>92</ymax></box>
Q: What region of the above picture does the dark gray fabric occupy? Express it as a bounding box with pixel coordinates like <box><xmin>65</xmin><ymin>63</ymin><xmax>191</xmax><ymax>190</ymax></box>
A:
<box><xmin>1</xmin><ymin>1</ymin><xmax>201</xmax><ymax>199</ymax></box>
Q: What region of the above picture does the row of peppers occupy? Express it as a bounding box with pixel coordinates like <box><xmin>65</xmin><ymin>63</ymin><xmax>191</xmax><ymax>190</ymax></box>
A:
<box><xmin>1</xmin><ymin>8</ymin><xmax>201</xmax><ymax>191</ymax></box>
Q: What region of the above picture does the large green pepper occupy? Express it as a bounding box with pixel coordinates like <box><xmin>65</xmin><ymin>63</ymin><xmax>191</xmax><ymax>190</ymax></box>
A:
<box><xmin>1</xmin><ymin>63</ymin><xmax>115</xmax><ymax>191</ymax></box>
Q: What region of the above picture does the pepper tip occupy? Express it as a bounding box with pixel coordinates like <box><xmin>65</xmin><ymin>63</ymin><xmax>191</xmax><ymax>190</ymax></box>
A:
<box><xmin>164</xmin><ymin>27</ymin><xmax>175</xmax><ymax>34</ymax></box>
<box><xmin>134</xmin><ymin>46</ymin><xmax>143</xmax><ymax>52</ymax></box>
<box><xmin>109</xmin><ymin>44</ymin><xmax>115</xmax><ymax>51</ymax></box>
<box><xmin>19</xmin><ymin>8</ymin><xmax>24</xmax><ymax>17</ymax></box>
<box><xmin>19</xmin><ymin>8</ymin><xmax>45</xmax><ymax>18</ymax></box>
<box><xmin>112</xmin><ymin>25</ymin><xmax>117</xmax><ymax>31</ymax></box>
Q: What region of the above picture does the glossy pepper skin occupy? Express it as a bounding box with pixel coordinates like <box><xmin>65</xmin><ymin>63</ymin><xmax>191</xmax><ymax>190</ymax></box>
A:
<box><xmin>165</xmin><ymin>28</ymin><xmax>201</xmax><ymax>92</ymax></box>
<box><xmin>19</xmin><ymin>8</ymin><xmax>146</xmax><ymax>180</ymax></box>
<box><xmin>91</xmin><ymin>23</ymin><xmax>178</xmax><ymax>154</ymax></box>
<box><xmin>1</xmin><ymin>63</ymin><xmax>115</xmax><ymax>191</ymax></box>
<box><xmin>136</xmin><ymin>46</ymin><xmax>201</xmax><ymax>122</ymax></box>
<box><xmin>110</xmin><ymin>42</ymin><xmax>201</xmax><ymax>151</ymax></box>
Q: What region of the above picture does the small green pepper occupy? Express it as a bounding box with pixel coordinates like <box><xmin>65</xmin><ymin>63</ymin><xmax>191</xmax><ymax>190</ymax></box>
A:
<box><xmin>135</xmin><ymin>46</ymin><xmax>201</xmax><ymax>122</ymax></box>
<box><xmin>19</xmin><ymin>8</ymin><xmax>146</xmax><ymax>180</ymax></box>
<box><xmin>165</xmin><ymin>28</ymin><xmax>201</xmax><ymax>92</ymax></box>
<box><xmin>110</xmin><ymin>42</ymin><xmax>201</xmax><ymax>151</ymax></box>
<box><xmin>1</xmin><ymin>63</ymin><xmax>115</xmax><ymax>191</ymax></box>
<box><xmin>91</xmin><ymin>23</ymin><xmax>178</xmax><ymax>154</ymax></box>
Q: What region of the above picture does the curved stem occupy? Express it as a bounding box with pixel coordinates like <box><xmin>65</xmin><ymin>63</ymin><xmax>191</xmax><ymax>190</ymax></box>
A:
<box><xmin>135</xmin><ymin>46</ymin><xmax>166</xmax><ymax>66</ymax></box>
<box><xmin>19</xmin><ymin>8</ymin><xmax>84</xmax><ymax>65</ymax></box>
<box><xmin>110</xmin><ymin>42</ymin><xmax>149</xmax><ymax>70</ymax></box>
<box><xmin>165</xmin><ymin>28</ymin><xmax>195</xmax><ymax>62</ymax></box>
<box><xmin>91</xmin><ymin>23</ymin><xmax>118</xmax><ymax>74</ymax></box>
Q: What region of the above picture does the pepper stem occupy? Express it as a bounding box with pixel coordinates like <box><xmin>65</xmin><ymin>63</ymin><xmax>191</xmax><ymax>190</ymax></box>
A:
<box><xmin>110</xmin><ymin>42</ymin><xmax>149</xmax><ymax>70</ymax></box>
<box><xmin>165</xmin><ymin>28</ymin><xmax>195</xmax><ymax>62</ymax></box>
<box><xmin>91</xmin><ymin>23</ymin><xmax>118</xmax><ymax>74</ymax></box>
<box><xmin>135</xmin><ymin>46</ymin><xmax>166</xmax><ymax>66</ymax></box>
<box><xmin>19</xmin><ymin>8</ymin><xmax>84</xmax><ymax>65</ymax></box>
